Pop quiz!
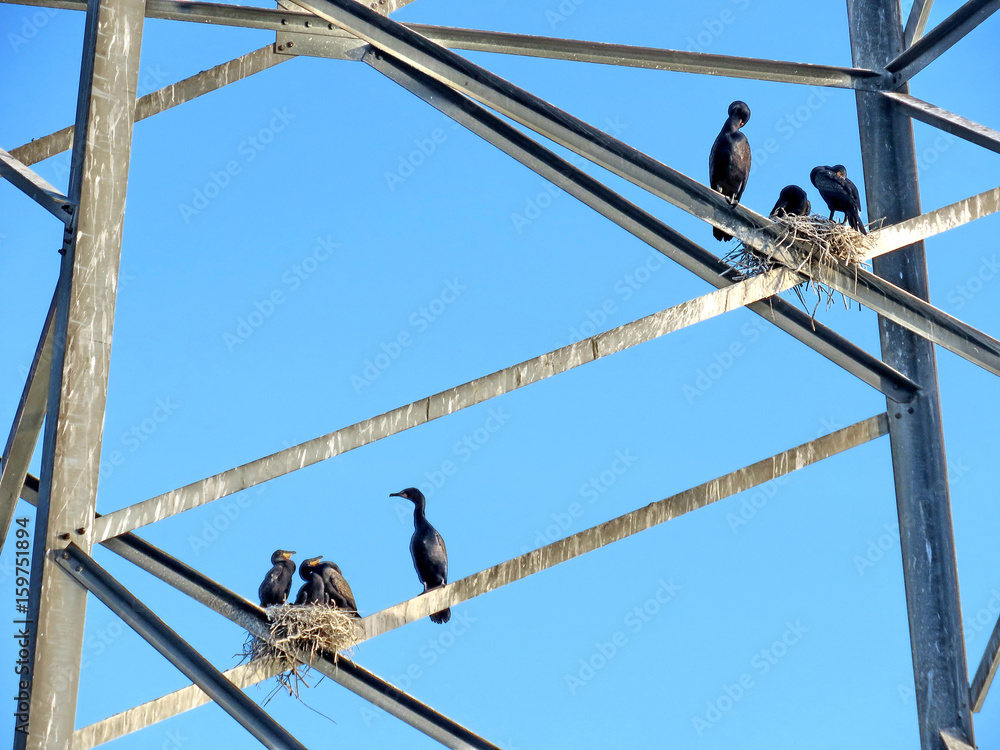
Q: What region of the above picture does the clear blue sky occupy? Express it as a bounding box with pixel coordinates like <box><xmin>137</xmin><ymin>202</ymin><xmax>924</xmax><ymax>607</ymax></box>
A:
<box><xmin>2</xmin><ymin>0</ymin><xmax>1000</xmax><ymax>747</ymax></box>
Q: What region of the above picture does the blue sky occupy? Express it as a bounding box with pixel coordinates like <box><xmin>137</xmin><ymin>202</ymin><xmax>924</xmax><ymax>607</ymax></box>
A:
<box><xmin>2</xmin><ymin>0</ymin><xmax>1000</xmax><ymax>747</ymax></box>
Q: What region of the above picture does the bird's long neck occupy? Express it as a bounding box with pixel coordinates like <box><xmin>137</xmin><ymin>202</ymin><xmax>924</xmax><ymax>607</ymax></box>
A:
<box><xmin>723</xmin><ymin>114</ymin><xmax>743</xmax><ymax>133</ymax></box>
<box><xmin>412</xmin><ymin>499</ymin><xmax>428</xmax><ymax>527</ymax></box>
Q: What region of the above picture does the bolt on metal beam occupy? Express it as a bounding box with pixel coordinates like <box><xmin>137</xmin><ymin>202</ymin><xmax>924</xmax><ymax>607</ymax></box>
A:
<box><xmin>54</xmin><ymin>544</ymin><xmax>309</xmax><ymax>750</ymax></box>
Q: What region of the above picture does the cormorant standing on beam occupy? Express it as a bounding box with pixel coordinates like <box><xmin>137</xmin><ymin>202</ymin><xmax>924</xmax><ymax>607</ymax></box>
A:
<box><xmin>769</xmin><ymin>185</ymin><xmax>811</xmax><ymax>218</ymax></box>
<box><xmin>302</xmin><ymin>556</ymin><xmax>359</xmax><ymax>616</ymax></box>
<box><xmin>389</xmin><ymin>488</ymin><xmax>451</xmax><ymax>624</ymax></box>
<box><xmin>258</xmin><ymin>549</ymin><xmax>296</xmax><ymax>607</ymax></box>
<box><xmin>709</xmin><ymin>100</ymin><xmax>752</xmax><ymax>241</ymax></box>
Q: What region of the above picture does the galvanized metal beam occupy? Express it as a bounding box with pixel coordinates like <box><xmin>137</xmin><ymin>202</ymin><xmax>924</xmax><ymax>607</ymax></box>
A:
<box><xmin>91</xmin><ymin>535</ymin><xmax>502</xmax><ymax>749</ymax></box>
<box><xmin>9</xmin><ymin>45</ymin><xmax>289</xmax><ymax>169</ymax></box>
<box><xmin>903</xmin><ymin>0</ymin><xmax>935</xmax><ymax>47</ymax></box>
<box><xmin>882</xmin><ymin>91</ymin><xmax>1000</xmax><ymax>155</ymax></box>
<box><xmin>0</xmin><ymin>297</ymin><xmax>54</xmax><ymax>554</ymax></box>
<box><xmin>71</xmin><ymin>661</ymin><xmax>285</xmax><ymax>750</ymax></box>
<box><xmin>18</xmin><ymin>0</ymin><xmax>145</xmax><ymax>744</ymax></box>
<box><xmin>360</xmin><ymin>414</ymin><xmax>889</xmax><ymax>637</ymax></box>
<box><xmin>90</xmin><ymin>260</ymin><xmax>889</xmax><ymax>543</ymax></box>
<box><xmin>0</xmin><ymin>147</ymin><xmax>74</xmax><ymax>222</ymax></box>
<box><xmin>870</xmin><ymin>185</ymin><xmax>1000</xmax><ymax>259</ymax></box>
<box><xmin>54</xmin><ymin>545</ymin><xmax>308</xmax><ymax>750</ymax></box>
<box><xmin>0</xmin><ymin>0</ymin><xmax>884</xmax><ymax>88</ymax></box>
<box><xmin>365</xmin><ymin>49</ymin><xmax>918</xmax><ymax>402</ymax></box>
<box><xmin>850</xmin><ymin>3</ymin><xmax>974</xmax><ymax>750</ymax></box>
<box><xmin>886</xmin><ymin>0</ymin><xmax>1000</xmax><ymax>82</ymax></box>
<box><xmin>971</xmin><ymin>611</ymin><xmax>1000</xmax><ymax>712</ymax></box>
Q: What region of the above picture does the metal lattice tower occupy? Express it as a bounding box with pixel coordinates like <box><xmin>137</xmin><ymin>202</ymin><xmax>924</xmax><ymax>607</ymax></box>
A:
<box><xmin>2</xmin><ymin>0</ymin><xmax>1000</xmax><ymax>748</ymax></box>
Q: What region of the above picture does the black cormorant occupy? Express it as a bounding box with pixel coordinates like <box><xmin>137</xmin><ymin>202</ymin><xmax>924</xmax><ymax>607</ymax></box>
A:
<box><xmin>810</xmin><ymin>165</ymin><xmax>867</xmax><ymax>234</ymax></box>
<box><xmin>301</xmin><ymin>556</ymin><xmax>358</xmax><ymax>615</ymax></box>
<box><xmin>390</xmin><ymin>488</ymin><xmax>450</xmax><ymax>624</ymax></box>
<box><xmin>294</xmin><ymin>558</ymin><xmax>329</xmax><ymax>605</ymax></box>
<box><xmin>258</xmin><ymin>549</ymin><xmax>296</xmax><ymax>607</ymax></box>
<box><xmin>769</xmin><ymin>185</ymin><xmax>811</xmax><ymax>218</ymax></box>
<box><xmin>709</xmin><ymin>100</ymin><xmax>752</xmax><ymax>242</ymax></box>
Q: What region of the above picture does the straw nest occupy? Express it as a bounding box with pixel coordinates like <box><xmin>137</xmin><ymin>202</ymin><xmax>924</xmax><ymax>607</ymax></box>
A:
<box><xmin>723</xmin><ymin>213</ymin><xmax>878</xmax><ymax>319</ymax></box>
<box><xmin>241</xmin><ymin>604</ymin><xmax>359</xmax><ymax>698</ymax></box>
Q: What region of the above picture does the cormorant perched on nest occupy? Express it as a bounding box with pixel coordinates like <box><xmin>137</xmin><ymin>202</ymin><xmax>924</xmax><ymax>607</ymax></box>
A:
<box><xmin>769</xmin><ymin>185</ymin><xmax>811</xmax><ymax>218</ymax></box>
<box><xmin>390</xmin><ymin>488</ymin><xmax>451</xmax><ymax>624</ymax></box>
<box><xmin>810</xmin><ymin>165</ymin><xmax>867</xmax><ymax>234</ymax></box>
<box><xmin>301</xmin><ymin>556</ymin><xmax>358</xmax><ymax>616</ymax></box>
<box><xmin>709</xmin><ymin>100</ymin><xmax>752</xmax><ymax>242</ymax></box>
<box><xmin>294</xmin><ymin>559</ymin><xmax>329</xmax><ymax>605</ymax></box>
<box><xmin>258</xmin><ymin>549</ymin><xmax>296</xmax><ymax>607</ymax></box>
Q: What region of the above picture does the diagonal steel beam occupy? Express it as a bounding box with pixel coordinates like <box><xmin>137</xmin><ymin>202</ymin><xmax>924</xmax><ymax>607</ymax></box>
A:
<box><xmin>870</xmin><ymin>185</ymin><xmax>1000</xmax><ymax>259</ymax></box>
<box><xmin>55</xmin><ymin>545</ymin><xmax>309</xmax><ymax>750</ymax></box>
<box><xmin>886</xmin><ymin>0</ymin><xmax>1000</xmax><ymax>82</ymax></box>
<box><xmin>359</xmin><ymin>414</ymin><xmax>889</xmax><ymax>637</ymax></box>
<box><xmin>0</xmin><ymin>0</ymin><xmax>884</xmax><ymax>89</ymax></box>
<box><xmin>90</xmin><ymin>262</ymin><xmax>890</xmax><ymax>543</ymax></box>
<box><xmin>9</xmin><ymin>45</ymin><xmax>289</xmax><ymax>169</ymax></box>
<box><xmin>882</xmin><ymin>91</ymin><xmax>1000</xmax><ymax>155</ymax></box>
<box><xmin>366</xmin><ymin>48</ymin><xmax>916</xmax><ymax>403</ymax></box>
<box><xmin>971</xmin><ymin>610</ymin><xmax>1000</xmax><ymax>712</ymax></box>
<box><xmin>904</xmin><ymin>0</ymin><xmax>935</xmax><ymax>47</ymax></box>
<box><xmin>0</xmin><ymin>295</ymin><xmax>54</xmax><ymax>554</ymax></box>
<box><xmin>812</xmin><ymin>261</ymin><xmax>1000</xmax><ymax>377</ymax></box>
<box><xmin>19</xmin><ymin>0</ymin><xmax>146</xmax><ymax>744</ymax></box>
<box><xmin>0</xmin><ymin>147</ymin><xmax>75</xmax><ymax>222</ymax></box>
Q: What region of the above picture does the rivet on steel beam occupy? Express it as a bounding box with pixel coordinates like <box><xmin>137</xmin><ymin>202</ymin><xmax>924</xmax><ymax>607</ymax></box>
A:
<box><xmin>304</xmin><ymin>20</ymin><xmax>310</xmax><ymax>27</ymax></box>
<box><xmin>59</xmin><ymin>533</ymin><xmax>71</xmax><ymax>540</ymax></box>
<box><xmin>74</xmin><ymin>565</ymin><xmax>83</xmax><ymax>573</ymax></box>
<box><xmin>280</xmin><ymin>17</ymin><xmax>287</xmax><ymax>24</ymax></box>
<box><xmin>277</xmin><ymin>44</ymin><xmax>285</xmax><ymax>51</ymax></box>
<box><xmin>61</xmin><ymin>551</ymin><xmax>70</xmax><ymax>560</ymax></box>
<box><xmin>327</xmin><ymin>23</ymin><xmax>333</xmax><ymax>29</ymax></box>
<box><xmin>75</xmin><ymin>527</ymin><xmax>86</xmax><ymax>535</ymax></box>
<box><xmin>287</xmin><ymin>41</ymin><xmax>294</xmax><ymax>48</ymax></box>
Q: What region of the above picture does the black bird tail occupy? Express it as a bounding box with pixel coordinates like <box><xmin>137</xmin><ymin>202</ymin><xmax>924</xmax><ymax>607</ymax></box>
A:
<box><xmin>713</xmin><ymin>226</ymin><xmax>731</xmax><ymax>242</ymax></box>
<box><xmin>848</xmin><ymin>209</ymin><xmax>868</xmax><ymax>235</ymax></box>
<box><xmin>430</xmin><ymin>607</ymin><xmax>451</xmax><ymax>624</ymax></box>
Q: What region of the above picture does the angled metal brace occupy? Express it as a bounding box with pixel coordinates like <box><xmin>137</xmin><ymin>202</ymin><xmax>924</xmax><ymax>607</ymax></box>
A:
<box><xmin>0</xmin><ymin>147</ymin><xmax>75</xmax><ymax>222</ymax></box>
<box><xmin>882</xmin><ymin>91</ymin><xmax>1000</xmax><ymax>155</ymax></box>
<box><xmin>9</xmin><ymin>45</ymin><xmax>289</xmax><ymax>169</ymax></box>
<box><xmin>903</xmin><ymin>0</ymin><xmax>935</xmax><ymax>47</ymax></box>
<box><xmin>54</xmin><ymin>544</ymin><xmax>308</xmax><ymax>750</ymax></box>
<box><xmin>886</xmin><ymin>0</ymin><xmax>1000</xmax><ymax>82</ymax></box>
<box><xmin>971</xmin><ymin>611</ymin><xmax>1000</xmax><ymax>712</ymax></box>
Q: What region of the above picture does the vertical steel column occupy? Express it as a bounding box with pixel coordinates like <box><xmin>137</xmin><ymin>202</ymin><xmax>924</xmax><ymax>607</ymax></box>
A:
<box><xmin>847</xmin><ymin>2</ymin><xmax>974</xmax><ymax>748</ymax></box>
<box><xmin>16</xmin><ymin>0</ymin><xmax>144</xmax><ymax>744</ymax></box>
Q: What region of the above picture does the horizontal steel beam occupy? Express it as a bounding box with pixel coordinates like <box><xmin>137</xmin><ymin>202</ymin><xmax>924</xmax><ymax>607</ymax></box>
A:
<box><xmin>813</xmin><ymin>261</ymin><xmax>1000</xmax><ymax>378</ymax></box>
<box><xmin>360</xmin><ymin>414</ymin><xmax>890</xmax><ymax>636</ymax></box>
<box><xmin>367</xmin><ymin>49</ymin><xmax>917</xmax><ymax>402</ymax></box>
<box><xmin>882</xmin><ymin>91</ymin><xmax>1000</xmax><ymax>155</ymax></box>
<box><xmin>903</xmin><ymin>0</ymin><xmax>935</xmax><ymax>46</ymax></box>
<box><xmin>54</xmin><ymin>544</ymin><xmax>308</xmax><ymax>750</ymax></box>
<box><xmin>0</xmin><ymin>146</ymin><xmax>74</xmax><ymax>222</ymax></box>
<box><xmin>0</xmin><ymin>0</ymin><xmax>882</xmax><ymax>88</ymax></box>
<box><xmin>970</xmin><ymin>610</ymin><xmax>1000</xmax><ymax>712</ymax></box>
<box><xmin>886</xmin><ymin>0</ymin><xmax>1000</xmax><ymax>81</ymax></box>
<box><xmin>869</xmin><ymin>185</ymin><xmax>1000</xmax><ymax>259</ymax></box>
<box><xmin>9</xmin><ymin>45</ymin><xmax>289</xmax><ymax>169</ymax></box>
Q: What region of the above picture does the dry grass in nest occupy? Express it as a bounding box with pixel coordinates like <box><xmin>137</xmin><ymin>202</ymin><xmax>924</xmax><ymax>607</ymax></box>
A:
<box><xmin>723</xmin><ymin>213</ymin><xmax>878</xmax><ymax>322</ymax></box>
<box><xmin>240</xmin><ymin>605</ymin><xmax>359</xmax><ymax>701</ymax></box>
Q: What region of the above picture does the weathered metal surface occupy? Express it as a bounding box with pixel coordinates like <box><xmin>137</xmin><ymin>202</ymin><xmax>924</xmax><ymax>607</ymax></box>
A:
<box><xmin>55</xmin><ymin>546</ymin><xmax>308</xmax><ymax>750</ymax></box>
<box><xmin>19</xmin><ymin>0</ymin><xmax>145</xmax><ymax>744</ymax></box>
<box><xmin>367</xmin><ymin>50</ymin><xmax>918</xmax><ymax>403</ymax></box>
<box><xmin>811</xmin><ymin>261</ymin><xmax>1000</xmax><ymax>377</ymax></box>
<box><xmin>10</xmin><ymin>45</ymin><xmax>289</xmax><ymax>169</ymax></box>
<box><xmin>972</xmin><ymin>610</ymin><xmax>1000</xmax><ymax>712</ymax></box>
<box><xmin>0</xmin><ymin>147</ymin><xmax>74</xmax><ymax>222</ymax></box>
<box><xmin>850</xmin><ymin>2</ymin><xmax>975</xmax><ymax>749</ymax></box>
<box><xmin>939</xmin><ymin>729</ymin><xmax>977</xmax><ymax>750</ymax></box>
<box><xmin>883</xmin><ymin>91</ymin><xmax>1000</xmax><ymax>154</ymax></box>
<box><xmin>71</xmin><ymin>661</ymin><xmax>284</xmax><ymax>750</ymax></box>
<box><xmin>0</xmin><ymin>297</ymin><xmax>54</xmax><ymax>555</ymax></box>
<box><xmin>92</xmin><ymin>265</ymin><xmax>814</xmax><ymax>542</ymax></box>
<box><xmin>94</xmin><ymin>537</ymin><xmax>501</xmax><ymax>749</ymax></box>
<box><xmin>361</xmin><ymin>414</ymin><xmax>889</xmax><ymax>637</ymax></box>
<box><xmin>904</xmin><ymin>0</ymin><xmax>935</xmax><ymax>47</ymax></box>
<box><xmin>886</xmin><ymin>0</ymin><xmax>1000</xmax><ymax>82</ymax></box>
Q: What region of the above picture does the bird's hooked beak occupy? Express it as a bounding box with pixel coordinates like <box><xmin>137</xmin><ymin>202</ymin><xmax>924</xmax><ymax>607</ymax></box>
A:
<box><xmin>282</xmin><ymin>550</ymin><xmax>296</xmax><ymax>559</ymax></box>
<box><xmin>389</xmin><ymin>491</ymin><xmax>403</xmax><ymax>498</ymax></box>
